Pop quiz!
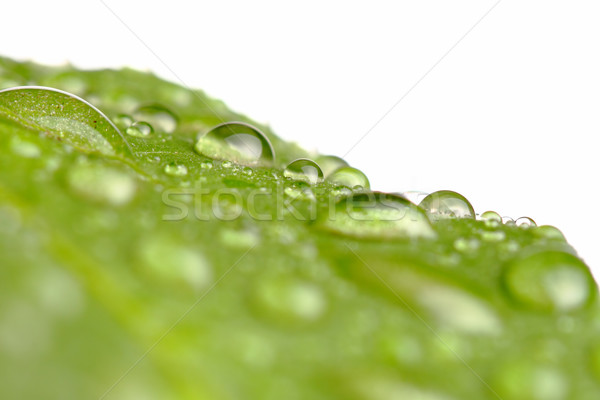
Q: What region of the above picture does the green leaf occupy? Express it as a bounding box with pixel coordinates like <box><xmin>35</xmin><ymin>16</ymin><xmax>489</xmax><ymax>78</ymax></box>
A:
<box><xmin>0</xmin><ymin>56</ymin><xmax>599</xmax><ymax>400</ymax></box>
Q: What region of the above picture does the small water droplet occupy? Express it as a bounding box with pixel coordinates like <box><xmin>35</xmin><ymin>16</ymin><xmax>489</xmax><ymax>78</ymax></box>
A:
<box><xmin>200</xmin><ymin>161</ymin><xmax>213</xmax><ymax>170</ymax></box>
<box><xmin>10</xmin><ymin>136</ymin><xmax>41</xmax><ymax>158</ymax></box>
<box><xmin>138</xmin><ymin>237</ymin><xmax>212</xmax><ymax>291</ymax></box>
<box><xmin>194</xmin><ymin>121</ymin><xmax>275</xmax><ymax>166</ymax></box>
<box><xmin>284</xmin><ymin>158</ymin><xmax>324</xmax><ymax>185</ymax></box>
<box><xmin>320</xmin><ymin>192</ymin><xmax>436</xmax><ymax>239</ymax></box>
<box><xmin>126</xmin><ymin>121</ymin><xmax>153</xmax><ymax>138</ymax></box>
<box><xmin>67</xmin><ymin>163</ymin><xmax>136</xmax><ymax>206</ymax></box>
<box><xmin>253</xmin><ymin>277</ymin><xmax>327</xmax><ymax>324</ymax></box>
<box><xmin>326</xmin><ymin>166</ymin><xmax>370</xmax><ymax>189</ymax></box>
<box><xmin>164</xmin><ymin>162</ymin><xmax>188</xmax><ymax>177</ymax></box>
<box><xmin>454</xmin><ymin>237</ymin><xmax>480</xmax><ymax>253</ymax></box>
<box><xmin>481</xmin><ymin>230</ymin><xmax>506</xmax><ymax>242</ymax></box>
<box><xmin>419</xmin><ymin>190</ymin><xmax>475</xmax><ymax>221</ymax></box>
<box><xmin>480</xmin><ymin>210</ymin><xmax>502</xmax><ymax>227</ymax></box>
<box><xmin>516</xmin><ymin>216</ymin><xmax>537</xmax><ymax>228</ymax></box>
<box><xmin>494</xmin><ymin>362</ymin><xmax>568</xmax><ymax>400</ymax></box>
<box><xmin>502</xmin><ymin>216</ymin><xmax>516</xmax><ymax>226</ymax></box>
<box><xmin>502</xmin><ymin>251</ymin><xmax>595</xmax><ymax>312</ymax></box>
<box><xmin>242</xmin><ymin>167</ymin><xmax>254</xmax><ymax>176</ymax></box>
<box><xmin>133</xmin><ymin>104</ymin><xmax>178</xmax><ymax>134</ymax></box>
<box><xmin>315</xmin><ymin>154</ymin><xmax>348</xmax><ymax>177</ymax></box>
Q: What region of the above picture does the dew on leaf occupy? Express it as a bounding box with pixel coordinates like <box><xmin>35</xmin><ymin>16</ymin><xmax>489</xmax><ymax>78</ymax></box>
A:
<box><xmin>200</xmin><ymin>161</ymin><xmax>213</xmax><ymax>170</ymax></box>
<box><xmin>10</xmin><ymin>136</ymin><xmax>41</xmax><ymax>158</ymax></box>
<box><xmin>454</xmin><ymin>237</ymin><xmax>480</xmax><ymax>253</ymax></box>
<box><xmin>164</xmin><ymin>162</ymin><xmax>188</xmax><ymax>177</ymax></box>
<box><xmin>502</xmin><ymin>251</ymin><xmax>595</xmax><ymax>312</ymax></box>
<box><xmin>138</xmin><ymin>236</ymin><xmax>212</xmax><ymax>292</ymax></box>
<box><xmin>493</xmin><ymin>362</ymin><xmax>568</xmax><ymax>400</ymax></box>
<box><xmin>516</xmin><ymin>216</ymin><xmax>537</xmax><ymax>228</ymax></box>
<box><xmin>126</xmin><ymin>121</ymin><xmax>153</xmax><ymax>138</ymax></box>
<box><xmin>0</xmin><ymin>86</ymin><xmax>131</xmax><ymax>156</ymax></box>
<box><xmin>315</xmin><ymin>154</ymin><xmax>348</xmax><ymax>177</ymax></box>
<box><xmin>113</xmin><ymin>114</ymin><xmax>134</xmax><ymax>130</ymax></box>
<box><xmin>253</xmin><ymin>277</ymin><xmax>327</xmax><ymax>324</ymax></box>
<box><xmin>67</xmin><ymin>163</ymin><xmax>136</xmax><ymax>206</ymax></box>
<box><xmin>480</xmin><ymin>210</ymin><xmax>502</xmax><ymax>227</ymax></box>
<box><xmin>284</xmin><ymin>158</ymin><xmax>324</xmax><ymax>185</ymax></box>
<box><xmin>481</xmin><ymin>230</ymin><xmax>506</xmax><ymax>242</ymax></box>
<box><xmin>133</xmin><ymin>104</ymin><xmax>178</xmax><ymax>134</ymax></box>
<box><xmin>419</xmin><ymin>190</ymin><xmax>476</xmax><ymax>221</ymax></box>
<box><xmin>534</xmin><ymin>225</ymin><xmax>565</xmax><ymax>241</ymax></box>
<box><xmin>320</xmin><ymin>192</ymin><xmax>436</xmax><ymax>239</ymax></box>
<box><xmin>503</xmin><ymin>216</ymin><xmax>516</xmax><ymax>226</ymax></box>
<box><xmin>326</xmin><ymin>166</ymin><xmax>370</xmax><ymax>190</ymax></box>
<box><xmin>194</xmin><ymin>121</ymin><xmax>275</xmax><ymax>166</ymax></box>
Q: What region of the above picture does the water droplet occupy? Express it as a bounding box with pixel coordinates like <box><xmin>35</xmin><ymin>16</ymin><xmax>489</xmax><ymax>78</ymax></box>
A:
<box><xmin>481</xmin><ymin>230</ymin><xmax>506</xmax><ymax>242</ymax></box>
<box><xmin>126</xmin><ymin>121</ymin><xmax>153</xmax><ymax>138</ymax></box>
<box><xmin>534</xmin><ymin>225</ymin><xmax>565</xmax><ymax>241</ymax></box>
<box><xmin>242</xmin><ymin>167</ymin><xmax>253</xmax><ymax>176</ymax></box>
<box><xmin>221</xmin><ymin>160</ymin><xmax>233</xmax><ymax>169</ymax></box>
<box><xmin>253</xmin><ymin>277</ymin><xmax>327</xmax><ymax>324</ymax></box>
<box><xmin>200</xmin><ymin>161</ymin><xmax>213</xmax><ymax>170</ymax></box>
<box><xmin>284</xmin><ymin>158</ymin><xmax>324</xmax><ymax>185</ymax></box>
<box><xmin>326</xmin><ymin>166</ymin><xmax>370</xmax><ymax>189</ymax></box>
<box><xmin>502</xmin><ymin>251</ymin><xmax>595</xmax><ymax>312</ymax></box>
<box><xmin>194</xmin><ymin>121</ymin><xmax>275</xmax><ymax>166</ymax></box>
<box><xmin>164</xmin><ymin>162</ymin><xmax>188</xmax><ymax>177</ymax></box>
<box><xmin>516</xmin><ymin>216</ymin><xmax>537</xmax><ymax>228</ymax></box>
<box><xmin>0</xmin><ymin>86</ymin><xmax>131</xmax><ymax>156</ymax></box>
<box><xmin>419</xmin><ymin>190</ymin><xmax>475</xmax><ymax>221</ymax></box>
<box><xmin>503</xmin><ymin>216</ymin><xmax>516</xmax><ymax>226</ymax></box>
<box><xmin>494</xmin><ymin>362</ymin><xmax>568</xmax><ymax>400</ymax></box>
<box><xmin>315</xmin><ymin>154</ymin><xmax>348</xmax><ymax>177</ymax></box>
<box><xmin>454</xmin><ymin>237</ymin><xmax>480</xmax><ymax>253</ymax></box>
<box><xmin>113</xmin><ymin>114</ymin><xmax>134</xmax><ymax>130</ymax></box>
<box><xmin>138</xmin><ymin>236</ymin><xmax>212</xmax><ymax>291</ymax></box>
<box><xmin>10</xmin><ymin>136</ymin><xmax>41</xmax><ymax>158</ymax></box>
<box><xmin>320</xmin><ymin>192</ymin><xmax>436</xmax><ymax>239</ymax></box>
<box><xmin>133</xmin><ymin>104</ymin><xmax>178</xmax><ymax>133</ymax></box>
<box><xmin>67</xmin><ymin>162</ymin><xmax>136</xmax><ymax>206</ymax></box>
<box><xmin>480</xmin><ymin>210</ymin><xmax>502</xmax><ymax>227</ymax></box>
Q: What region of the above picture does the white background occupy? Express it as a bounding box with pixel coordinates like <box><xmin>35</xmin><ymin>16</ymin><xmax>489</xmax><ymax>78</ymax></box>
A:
<box><xmin>3</xmin><ymin>1</ymin><xmax>599</xmax><ymax>277</ymax></box>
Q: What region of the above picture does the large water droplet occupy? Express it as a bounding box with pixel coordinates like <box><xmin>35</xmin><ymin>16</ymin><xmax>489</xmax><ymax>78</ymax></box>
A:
<box><xmin>133</xmin><ymin>104</ymin><xmax>178</xmax><ymax>134</ymax></box>
<box><xmin>126</xmin><ymin>121</ymin><xmax>153</xmax><ymax>138</ymax></box>
<box><xmin>283</xmin><ymin>158</ymin><xmax>323</xmax><ymax>185</ymax></box>
<box><xmin>194</xmin><ymin>121</ymin><xmax>275</xmax><ymax>166</ymax></box>
<box><xmin>534</xmin><ymin>225</ymin><xmax>565</xmax><ymax>241</ymax></box>
<box><xmin>419</xmin><ymin>190</ymin><xmax>475</xmax><ymax>221</ymax></box>
<box><xmin>320</xmin><ymin>192</ymin><xmax>436</xmax><ymax>239</ymax></box>
<box><xmin>315</xmin><ymin>155</ymin><xmax>348</xmax><ymax>177</ymax></box>
<box><xmin>502</xmin><ymin>251</ymin><xmax>596</xmax><ymax>312</ymax></box>
<box><xmin>326</xmin><ymin>166</ymin><xmax>370</xmax><ymax>189</ymax></box>
<box><xmin>0</xmin><ymin>86</ymin><xmax>132</xmax><ymax>156</ymax></box>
